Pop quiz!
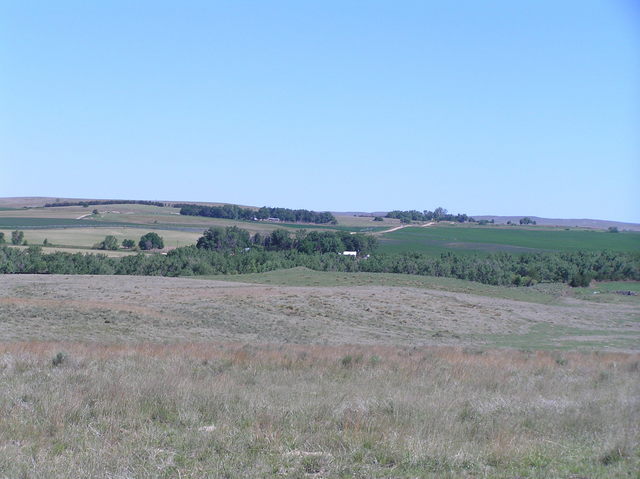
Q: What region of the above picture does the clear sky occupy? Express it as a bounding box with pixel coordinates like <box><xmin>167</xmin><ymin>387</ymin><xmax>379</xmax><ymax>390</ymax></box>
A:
<box><xmin>1</xmin><ymin>1</ymin><xmax>639</xmax><ymax>222</ymax></box>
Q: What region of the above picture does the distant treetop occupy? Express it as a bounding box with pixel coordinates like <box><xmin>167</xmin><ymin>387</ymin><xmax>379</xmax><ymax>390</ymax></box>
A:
<box><xmin>386</xmin><ymin>207</ymin><xmax>474</xmax><ymax>223</ymax></box>
<box><xmin>44</xmin><ymin>200</ymin><xmax>166</xmax><ymax>208</ymax></box>
<box><xmin>177</xmin><ymin>203</ymin><xmax>337</xmax><ymax>225</ymax></box>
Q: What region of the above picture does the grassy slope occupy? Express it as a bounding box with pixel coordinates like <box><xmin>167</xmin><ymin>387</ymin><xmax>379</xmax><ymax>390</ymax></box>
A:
<box><xmin>2</xmin><ymin>273</ymin><xmax>638</xmax><ymax>351</ymax></box>
<box><xmin>379</xmin><ymin>225</ymin><xmax>640</xmax><ymax>255</ymax></box>
<box><xmin>213</xmin><ymin>267</ymin><xmax>570</xmax><ymax>305</ymax></box>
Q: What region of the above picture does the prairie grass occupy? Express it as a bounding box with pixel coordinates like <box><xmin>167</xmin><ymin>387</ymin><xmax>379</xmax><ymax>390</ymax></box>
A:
<box><xmin>1</xmin><ymin>274</ymin><xmax>638</xmax><ymax>350</ymax></box>
<box><xmin>0</xmin><ymin>342</ymin><xmax>638</xmax><ymax>478</ymax></box>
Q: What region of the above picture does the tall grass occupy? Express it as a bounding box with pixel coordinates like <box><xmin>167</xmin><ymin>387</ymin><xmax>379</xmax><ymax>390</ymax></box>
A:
<box><xmin>1</xmin><ymin>342</ymin><xmax>638</xmax><ymax>478</ymax></box>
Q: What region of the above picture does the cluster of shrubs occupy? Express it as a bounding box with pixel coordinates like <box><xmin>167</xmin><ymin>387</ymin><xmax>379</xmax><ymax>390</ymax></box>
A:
<box><xmin>93</xmin><ymin>232</ymin><xmax>163</xmax><ymax>251</ymax></box>
<box><xmin>0</xmin><ymin>231</ymin><xmax>27</xmax><ymax>246</ymax></box>
<box><xmin>177</xmin><ymin>204</ymin><xmax>337</xmax><ymax>224</ymax></box>
<box><xmin>386</xmin><ymin>207</ymin><xmax>474</xmax><ymax>224</ymax></box>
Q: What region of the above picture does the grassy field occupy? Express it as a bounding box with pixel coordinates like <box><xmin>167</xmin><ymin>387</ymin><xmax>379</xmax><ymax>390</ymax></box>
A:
<box><xmin>1</xmin><ymin>273</ymin><xmax>638</xmax><ymax>350</ymax></box>
<box><xmin>1</xmin><ymin>342</ymin><xmax>637</xmax><ymax>478</ymax></box>
<box><xmin>379</xmin><ymin>225</ymin><xmax>640</xmax><ymax>255</ymax></box>
<box><xmin>1</xmin><ymin>200</ymin><xmax>639</xmax><ymax>477</ymax></box>
<box><xmin>0</xmin><ymin>227</ymin><xmax>202</xmax><ymax>249</ymax></box>
<box><xmin>1</xmin><ymin>273</ymin><xmax>639</xmax><ymax>477</ymax></box>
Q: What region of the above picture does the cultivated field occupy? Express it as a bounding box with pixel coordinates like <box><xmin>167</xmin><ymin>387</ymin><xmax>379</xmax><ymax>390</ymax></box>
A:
<box><xmin>0</xmin><ymin>204</ymin><xmax>388</xmax><ymax>250</ymax></box>
<box><xmin>379</xmin><ymin>225</ymin><xmax>640</xmax><ymax>255</ymax></box>
<box><xmin>3</xmin><ymin>201</ymin><xmax>638</xmax><ymax>257</ymax></box>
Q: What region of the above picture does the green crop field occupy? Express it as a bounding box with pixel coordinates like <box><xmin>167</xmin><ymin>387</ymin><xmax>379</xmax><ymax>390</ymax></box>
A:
<box><xmin>378</xmin><ymin>225</ymin><xmax>640</xmax><ymax>255</ymax></box>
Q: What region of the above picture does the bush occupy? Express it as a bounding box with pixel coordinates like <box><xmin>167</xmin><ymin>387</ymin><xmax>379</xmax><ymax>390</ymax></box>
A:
<box><xmin>96</xmin><ymin>235</ymin><xmax>119</xmax><ymax>251</ymax></box>
<box><xmin>569</xmin><ymin>272</ymin><xmax>592</xmax><ymax>287</ymax></box>
<box><xmin>52</xmin><ymin>352</ymin><xmax>66</xmax><ymax>367</ymax></box>
<box><xmin>139</xmin><ymin>232</ymin><xmax>164</xmax><ymax>250</ymax></box>
<box><xmin>122</xmin><ymin>239</ymin><xmax>135</xmax><ymax>249</ymax></box>
<box><xmin>11</xmin><ymin>230</ymin><xmax>24</xmax><ymax>245</ymax></box>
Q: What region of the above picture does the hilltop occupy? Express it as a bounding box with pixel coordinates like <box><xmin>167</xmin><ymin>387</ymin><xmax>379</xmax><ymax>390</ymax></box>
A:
<box><xmin>1</xmin><ymin>197</ymin><xmax>637</xmax><ymax>231</ymax></box>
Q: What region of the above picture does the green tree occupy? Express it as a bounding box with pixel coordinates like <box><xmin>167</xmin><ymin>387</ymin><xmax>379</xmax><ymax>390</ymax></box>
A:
<box><xmin>122</xmin><ymin>239</ymin><xmax>135</xmax><ymax>248</ymax></box>
<box><xmin>197</xmin><ymin>226</ymin><xmax>251</xmax><ymax>252</ymax></box>
<box><xmin>139</xmin><ymin>232</ymin><xmax>164</xmax><ymax>250</ymax></box>
<box><xmin>608</xmin><ymin>226</ymin><xmax>619</xmax><ymax>233</ymax></box>
<box><xmin>97</xmin><ymin>235</ymin><xmax>119</xmax><ymax>250</ymax></box>
<box><xmin>11</xmin><ymin>230</ymin><xmax>24</xmax><ymax>245</ymax></box>
<box><xmin>0</xmin><ymin>232</ymin><xmax>4</xmax><ymax>244</ymax></box>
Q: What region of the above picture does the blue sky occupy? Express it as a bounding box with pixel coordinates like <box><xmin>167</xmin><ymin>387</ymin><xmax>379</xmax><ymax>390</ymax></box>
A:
<box><xmin>1</xmin><ymin>1</ymin><xmax>638</xmax><ymax>222</ymax></box>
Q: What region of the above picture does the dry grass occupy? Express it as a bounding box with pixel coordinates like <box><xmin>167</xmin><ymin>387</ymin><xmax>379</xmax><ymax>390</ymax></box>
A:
<box><xmin>0</xmin><ymin>342</ymin><xmax>638</xmax><ymax>478</ymax></box>
<box><xmin>1</xmin><ymin>274</ymin><xmax>639</xmax><ymax>477</ymax></box>
<box><xmin>1</xmin><ymin>275</ymin><xmax>638</xmax><ymax>350</ymax></box>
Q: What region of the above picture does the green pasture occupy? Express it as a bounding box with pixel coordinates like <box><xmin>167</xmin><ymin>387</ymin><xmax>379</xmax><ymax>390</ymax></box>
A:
<box><xmin>379</xmin><ymin>225</ymin><xmax>640</xmax><ymax>255</ymax></box>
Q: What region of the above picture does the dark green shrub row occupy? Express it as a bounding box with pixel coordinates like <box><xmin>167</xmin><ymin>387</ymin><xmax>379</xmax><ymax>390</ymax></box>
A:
<box><xmin>1</xmin><ymin>246</ymin><xmax>637</xmax><ymax>286</ymax></box>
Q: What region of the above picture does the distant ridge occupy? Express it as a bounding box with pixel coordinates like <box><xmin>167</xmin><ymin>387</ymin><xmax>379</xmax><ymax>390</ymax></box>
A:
<box><xmin>471</xmin><ymin>216</ymin><xmax>640</xmax><ymax>232</ymax></box>
<box><xmin>1</xmin><ymin>198</ymin><xmax>638</xmax><ymax>232</ymax></box>
<box><xmin>333</xmin><ymin>212</ymin><xmax>640</xmax><ymax>232</ymax></box>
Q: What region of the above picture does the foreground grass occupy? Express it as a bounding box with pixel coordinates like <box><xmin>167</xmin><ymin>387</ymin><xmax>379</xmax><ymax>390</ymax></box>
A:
<box><xmin>0</xmin><ymin>343</ymin><xmax>638</xmax><ymax>478</ymax></box>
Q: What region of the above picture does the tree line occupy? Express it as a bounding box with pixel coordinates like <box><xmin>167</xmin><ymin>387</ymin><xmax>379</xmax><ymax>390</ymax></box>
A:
<box><xmin>176</xmin><ymin>204</ymin><xmax>337</xmax><ymax>224</ymax></box>
<box><xmin>44</xmin><ymin>200</ymin><xmax>167</xmax><ymax>208</ymax></box>
<box><xmin>196</xmin><ymin>226</ymin><xmax>377</xmax><ymax>255</ymax></box>
<box><xmin>386</xmin><ymin>207</ymin><xmax>474</xmax><ymax>223</ymax></box>
<box><xmin>1</xmin><ymin>244</ymin><xmax>637</xmax><ymax>287</ymax></box>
